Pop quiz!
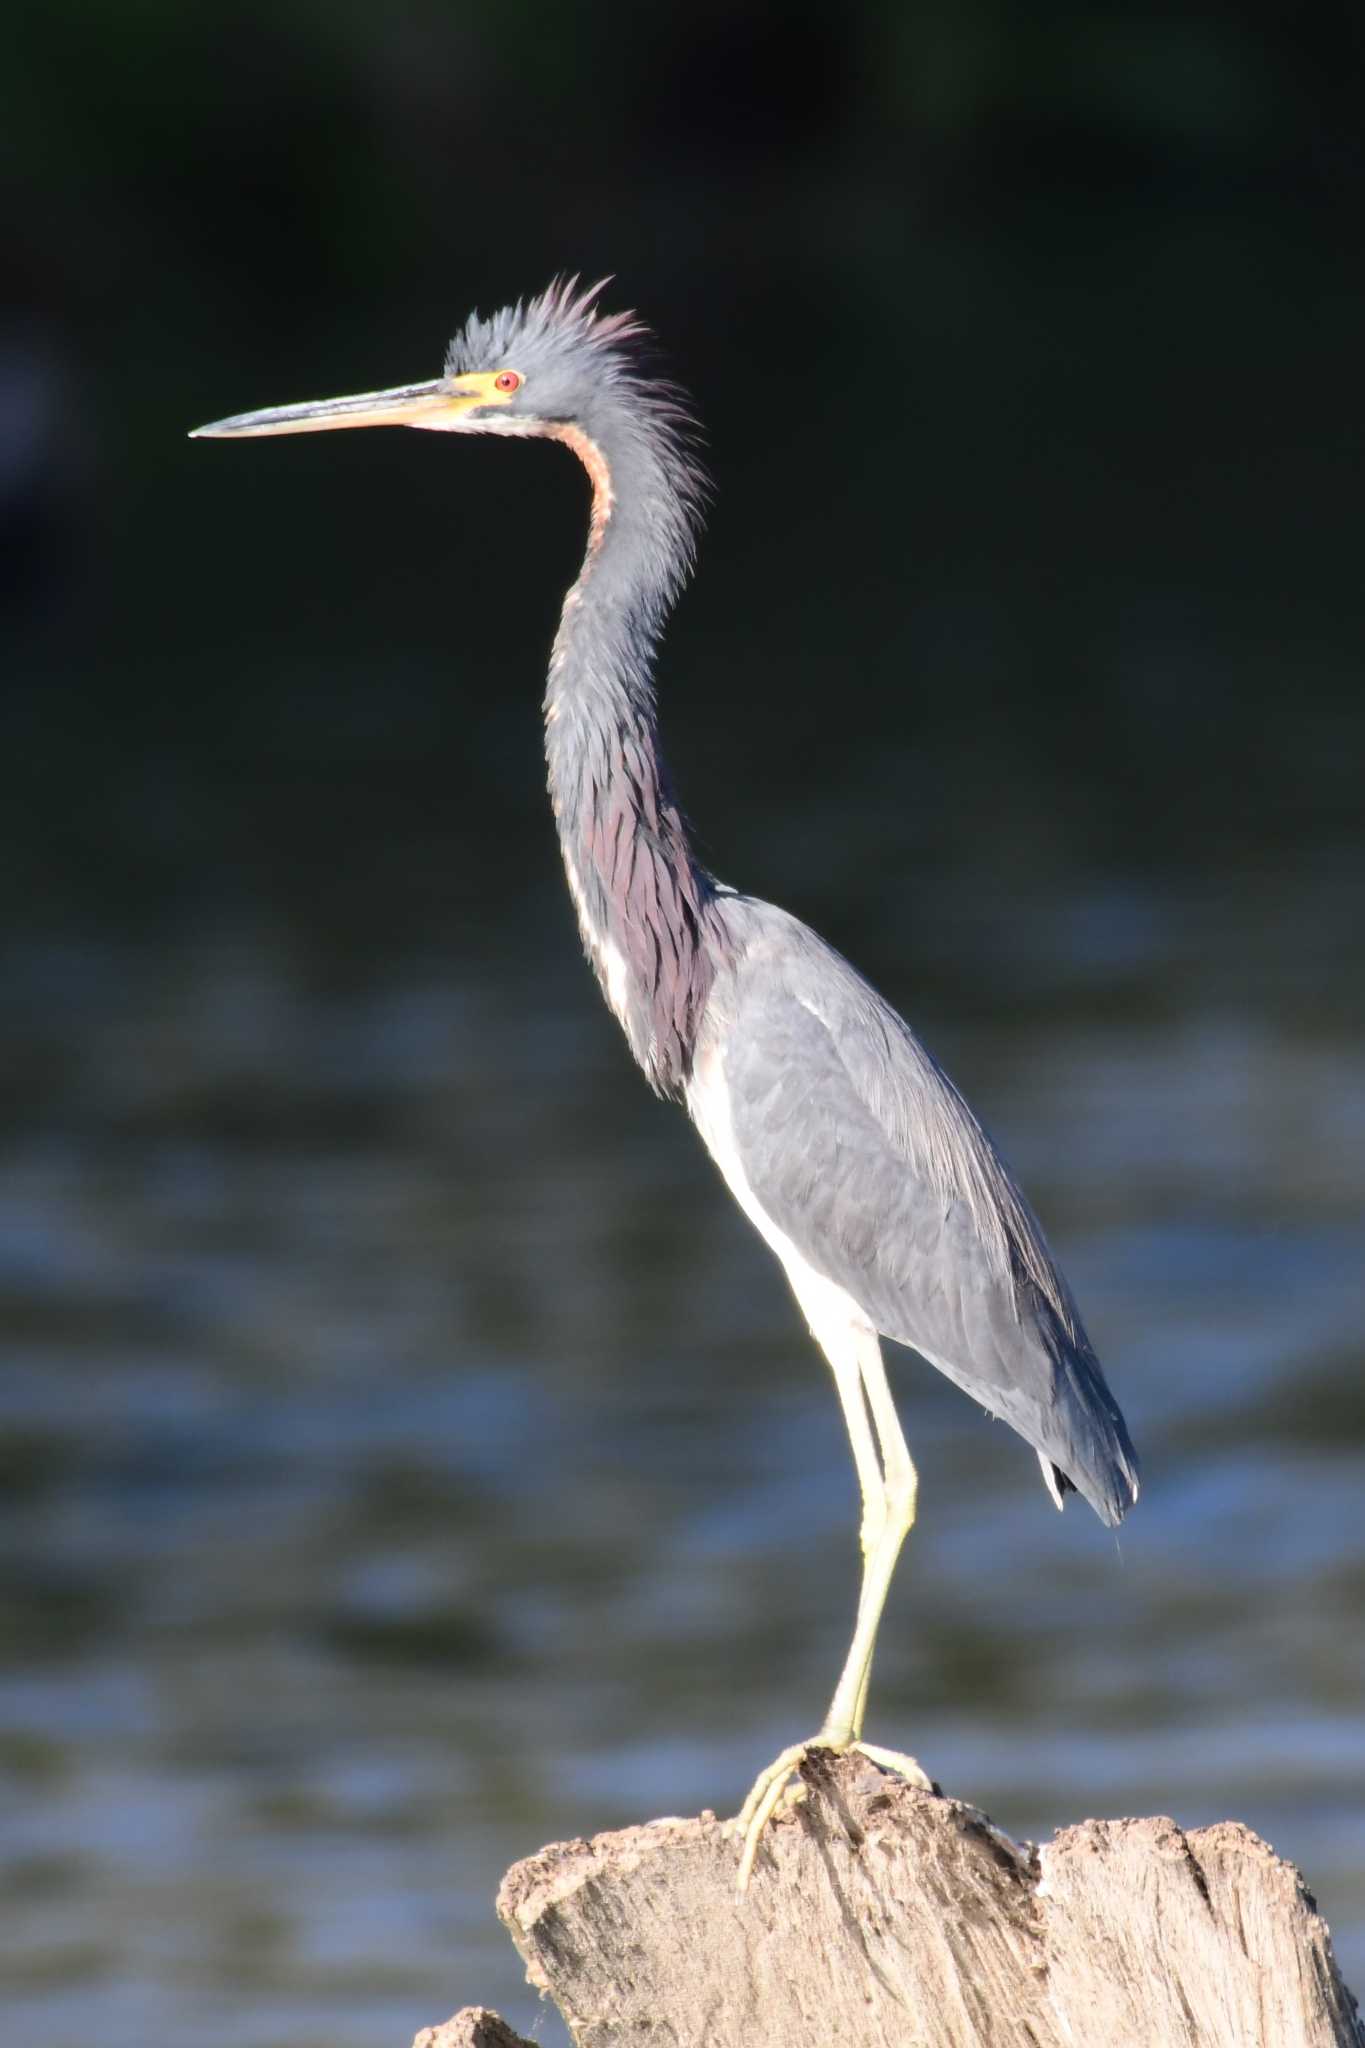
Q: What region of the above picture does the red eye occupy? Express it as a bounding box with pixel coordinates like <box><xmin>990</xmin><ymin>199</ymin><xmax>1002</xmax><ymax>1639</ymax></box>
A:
<box><xmin>494</xmin><ymin>370</ymin><xmax>522</xmax><ymax>393</ymax></box>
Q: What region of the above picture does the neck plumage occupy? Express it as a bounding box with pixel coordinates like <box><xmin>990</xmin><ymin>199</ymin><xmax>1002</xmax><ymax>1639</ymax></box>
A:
<box><xmin>543</xmin><ymin>407</ymin><xmax>714</xmax><ymax>1098</ymax></box>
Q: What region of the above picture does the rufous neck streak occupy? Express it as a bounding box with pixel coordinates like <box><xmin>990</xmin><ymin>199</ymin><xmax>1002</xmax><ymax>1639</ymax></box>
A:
<box><xmin>539</xmin><ymin>414</ymin><xmax>713</xmax><ymax>1100</ymax></box>
<box><xmin>549</xmin><ymin>424</ymin><xmax>615</xmax><ymax>554</ymax></box>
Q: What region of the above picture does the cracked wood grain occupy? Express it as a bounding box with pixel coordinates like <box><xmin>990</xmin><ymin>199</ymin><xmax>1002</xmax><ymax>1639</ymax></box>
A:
<box><xmin>420</xmin><ymin>1750</ymin><xmax>1361</xmax><ymax>2048</ymax></box>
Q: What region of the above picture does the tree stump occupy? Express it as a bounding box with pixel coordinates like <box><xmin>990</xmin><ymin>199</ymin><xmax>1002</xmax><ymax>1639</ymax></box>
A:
<box><xmin>418</xmin><ymin>1750</ymin><xmax>1362</xmax><ymax>2048</ymax></box>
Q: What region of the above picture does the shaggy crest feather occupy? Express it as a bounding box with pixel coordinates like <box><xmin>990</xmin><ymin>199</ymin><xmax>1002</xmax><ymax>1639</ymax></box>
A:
<box><xmin>444</xmin><ymin>277</ymin><xmax>709</xmax><ymax>591</ymax></box>
<box><xmin>445</xmin><ymin>276</ymin><xmax>647</xmax><ymax>377</ymax></box>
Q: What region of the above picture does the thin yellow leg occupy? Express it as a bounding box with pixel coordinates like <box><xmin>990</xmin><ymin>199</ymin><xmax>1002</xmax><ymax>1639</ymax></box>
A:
<box><xmin>736</xmin><ymin>1322</ymin><xmax>930</xmax><ymax>1890</ymax></box>
<box><xmin>825</xmin><ymin>1327</ymin><xmax>888</xmax><ymax>1565</ymax></box>
<box><xmin>846</xmin><ymin>1321</ymin><xmax>920</xmax><ymax>1736</ymax></box>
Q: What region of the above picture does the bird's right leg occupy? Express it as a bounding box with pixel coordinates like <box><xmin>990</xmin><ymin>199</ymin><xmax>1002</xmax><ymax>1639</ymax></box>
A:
<box><xmin>843</xmin><ymin>1323</ymin><xmax>929</xmax><ymax>1779</ymax></box>
<box><xmin>829</xmin><ymin>1326</ymin><xmax>888</xmax><ymax>1566</ymax></box>
<box><xmin>795</xmin><ymin>1319</ymin><xmax>925</xmax><ymax>1755</ymax></box>
<box><xmin>735</xmin><ymin>1303</ymin><xmax>929</xmax><ymax>1889</ymax></box>
<box><xmin>732</xmin><ymin>1323</ymin><xmax>881</xmax><ymax>1833</ymax></box>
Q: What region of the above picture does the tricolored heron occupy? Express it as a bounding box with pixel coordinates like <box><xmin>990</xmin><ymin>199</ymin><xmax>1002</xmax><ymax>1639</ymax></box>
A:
<box><xmin>192</xmin><ymin>280</ymin><xmax>1139</xmax><ymax>1888</ymax></box>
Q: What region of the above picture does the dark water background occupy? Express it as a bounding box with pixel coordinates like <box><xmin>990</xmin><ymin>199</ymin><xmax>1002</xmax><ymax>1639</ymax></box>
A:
<box><xmin>4</xmin><ymin>9</ymin><xmax>1365</xmax><ymax>2044</ymax></box>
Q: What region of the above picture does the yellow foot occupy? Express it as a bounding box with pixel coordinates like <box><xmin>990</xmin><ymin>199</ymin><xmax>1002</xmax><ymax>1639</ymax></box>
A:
<box><xmin>734</xmin><ymin>1736</ymin><xmax>932</xmax><ymax>1891</ymax></box>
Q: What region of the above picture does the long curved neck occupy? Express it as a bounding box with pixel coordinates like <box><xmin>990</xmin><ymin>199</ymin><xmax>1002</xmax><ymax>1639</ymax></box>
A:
<box><xmin>543</xmin><ymin>407</ymin><xmax>714</xmax><ymax>1098</ymax></box>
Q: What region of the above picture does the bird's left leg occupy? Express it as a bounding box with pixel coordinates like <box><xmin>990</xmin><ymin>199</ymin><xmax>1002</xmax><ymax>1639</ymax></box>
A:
<box><xmin>842</xmin><ymin>1324</ymin><xmax>930</xmax><ymax>1781</ymax></box>
<box><xmin>736</xmin><ymin>1313</ymin><xmax>929</xmax><ymax>1888</ymax></box>
<box><xmin>825</xmin><ymin>1317</ymin><xmax>889</xmax><ymax>1567</ymax></box>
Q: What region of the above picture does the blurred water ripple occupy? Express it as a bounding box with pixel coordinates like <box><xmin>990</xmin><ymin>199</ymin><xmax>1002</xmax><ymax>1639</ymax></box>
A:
<box><xmin>0</xmin><ymin>858</ymin><xmax>1361</xmax><ymax>2047</ymax></box>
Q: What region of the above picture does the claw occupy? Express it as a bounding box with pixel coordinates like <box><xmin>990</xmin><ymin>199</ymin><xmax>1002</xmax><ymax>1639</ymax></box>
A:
<box><xmin>734</xmin><ymin>1737</ymin><xmax>932</xmax><ymax>1891</ymax></box>
<box><xmin>736</xmin><ymin>1740</ymin><xmax>812</xmax><ymax>1890</ymax></box>
<box><xmin>854</xmin><ymin>1740</ymin><xmax>932</xmax><ymax>1786</ymax></box>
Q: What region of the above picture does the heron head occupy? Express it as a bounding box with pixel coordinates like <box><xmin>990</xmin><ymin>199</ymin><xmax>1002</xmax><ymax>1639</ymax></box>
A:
<box><xmin>189</xmin><ymin>279</ymin><xmax>656</xmax><ymax>445</ymax></box>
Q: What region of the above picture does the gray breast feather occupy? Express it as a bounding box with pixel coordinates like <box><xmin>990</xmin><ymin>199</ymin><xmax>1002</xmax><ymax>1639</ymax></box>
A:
<box><xmin>709</xmin><ymin>896</ymin><xmax>1139</xmax><ymax>1526</ymax></box>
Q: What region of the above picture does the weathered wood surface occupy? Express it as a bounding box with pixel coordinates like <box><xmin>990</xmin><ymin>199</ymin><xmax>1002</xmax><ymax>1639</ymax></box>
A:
<box><xmin>420</xmin><ymin>1749</ymin><xmax>1362</xmax><ymax>2048</ymax></box>
<box><xmin>412</xmin><ymin>2010</ymin><xmax>534</xmax><ymax>2048</ymax></box>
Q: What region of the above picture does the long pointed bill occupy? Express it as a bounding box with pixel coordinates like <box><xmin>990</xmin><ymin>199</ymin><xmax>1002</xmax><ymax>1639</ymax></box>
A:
<box><xmin>189</xmin><ymin>374</ymin><xmax>503</xmax><ymax>440</ymax></box>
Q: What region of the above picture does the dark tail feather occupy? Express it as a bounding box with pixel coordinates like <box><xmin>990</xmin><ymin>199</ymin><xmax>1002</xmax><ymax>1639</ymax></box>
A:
<box><xmin>1038</xmin><ymin>1297</ymin><xmax>1141</xmax><ymax>1528</ymax></box>
<box><xmin>1057</xmin><ymin>1359</ymin><xmax>1141</xmax><ymax>1527</ymax></box>
<box><xmin>1040</xmin><ymin>1458</ymin><xmax>1075</xmax><ymax>1511</ymax></box>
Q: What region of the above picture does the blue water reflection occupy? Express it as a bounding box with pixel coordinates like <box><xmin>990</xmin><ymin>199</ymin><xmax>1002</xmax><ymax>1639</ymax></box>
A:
<box><xmin>1</xmin><ymin>856</ymin><xmax>1362</xmax><ymax>2046</ymax></box>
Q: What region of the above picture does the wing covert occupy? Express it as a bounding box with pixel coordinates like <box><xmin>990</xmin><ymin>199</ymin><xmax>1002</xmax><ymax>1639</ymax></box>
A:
<box><xmin>703</xmin><ymin>896</ymin><xmax>1139</xmax><ymax>1523</ymax></box>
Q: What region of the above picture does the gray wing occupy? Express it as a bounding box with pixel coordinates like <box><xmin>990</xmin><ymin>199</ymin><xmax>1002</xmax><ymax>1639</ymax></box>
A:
<box><xmin>708</xmin><ymin>896</ymin><xmax>1139</xmax><ymax>1526</ymax></box>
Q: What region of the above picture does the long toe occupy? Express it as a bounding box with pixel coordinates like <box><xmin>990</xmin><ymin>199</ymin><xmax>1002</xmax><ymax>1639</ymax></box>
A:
<box><xmin>734</xmin><ymin>1734</ymin><xmax>855</xmax><ymax>1891</ymax></box>
<box><xmin>735</xmin><ymin>1735</ymin><xmax>935</xmax><ymax>1890</ymax></box>
<box><xmin>852</xmin><ymin>1740</ymin><xmax>934</xmax><ymax>1789</ymax></box>
<box><xmin>735</xmin><ymin>1743</ymin><xmax>812</xmax><ymax>1891</ymax></box>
